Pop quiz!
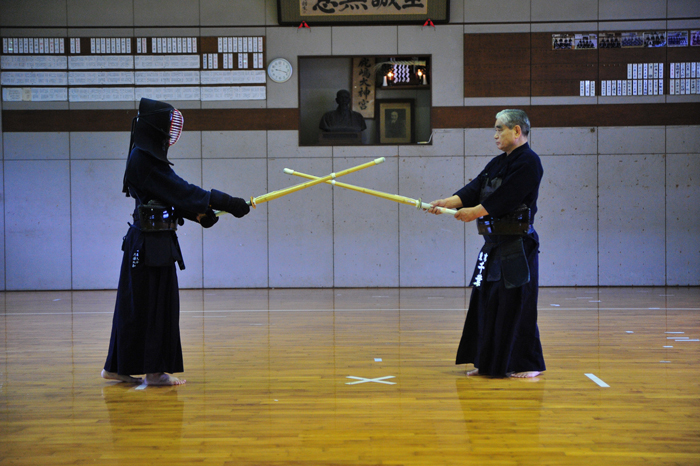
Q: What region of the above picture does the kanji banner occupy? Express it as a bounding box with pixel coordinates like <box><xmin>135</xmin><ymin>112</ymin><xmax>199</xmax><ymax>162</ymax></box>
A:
<box><xmin>277</xmin><ymin>0</ymin><xmax>449</xmax><ymax>25</ymax></box>
<box><xmin>301</xmin><ymin>0</ymin><xmax>427</xmax><ymax>17</ymax></box>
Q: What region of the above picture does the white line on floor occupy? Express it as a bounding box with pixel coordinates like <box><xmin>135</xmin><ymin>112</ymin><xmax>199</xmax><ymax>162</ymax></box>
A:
<box><xmin>585</xmin><ymin>373</ymin><xmax>609</xmax><ymax>387</ymax></box>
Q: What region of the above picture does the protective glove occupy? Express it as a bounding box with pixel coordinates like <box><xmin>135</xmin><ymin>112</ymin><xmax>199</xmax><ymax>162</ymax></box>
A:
<box><xmin>199</xmin><ymin>209</ymin><xmax>219</xmax><ymax>228</ymax></box>
<box><xmin>210</xmin><ymin>189</ymin><xmax>250</xmax><ymax>218</ymax></box>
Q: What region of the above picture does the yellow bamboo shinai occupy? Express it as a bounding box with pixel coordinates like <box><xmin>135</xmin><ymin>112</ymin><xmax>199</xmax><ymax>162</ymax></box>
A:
<box><xmin>283</xmin><ymin>168</ymin><xmax>458</xmax><ymax>217</ymax></box>
<box><xmin>215</xmin><ymin>157</ymin><xmax>386</xmax><ymax>216</ymax></box>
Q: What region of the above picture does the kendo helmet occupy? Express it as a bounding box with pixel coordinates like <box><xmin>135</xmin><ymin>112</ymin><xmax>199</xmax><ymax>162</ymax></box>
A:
<box><xmin>123</xmin><ymin>98</ymin><xmax>184</xmax><ymax>196</ymax></box>
<box><xmin>128</xmin><ymin>98</ymin><xmax>184</xmax><ymax>164</ymax></box>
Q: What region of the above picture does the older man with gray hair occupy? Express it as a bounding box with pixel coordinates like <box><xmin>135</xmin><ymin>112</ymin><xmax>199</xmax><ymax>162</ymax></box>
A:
<box><xmin>430</xmin><ymin>109</ymin><xmax>545</xmax><ymax>378</ymax></box>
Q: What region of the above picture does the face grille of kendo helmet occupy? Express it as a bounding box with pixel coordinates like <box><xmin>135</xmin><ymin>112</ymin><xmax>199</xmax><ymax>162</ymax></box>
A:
<box><xmin>169</xmin><ymin>108</ymin><xmax>184</xmax><ymax>146</ymax></box>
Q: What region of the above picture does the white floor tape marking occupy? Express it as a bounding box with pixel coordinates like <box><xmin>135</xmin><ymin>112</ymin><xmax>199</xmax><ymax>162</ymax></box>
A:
<box><xmin>585</xmin><ymin>373</ymin><xmax>609</xmax><ymax>387</ymax></box>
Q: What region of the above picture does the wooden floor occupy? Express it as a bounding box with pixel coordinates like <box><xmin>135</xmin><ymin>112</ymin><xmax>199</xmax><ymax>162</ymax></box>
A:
<box><xmin>0</xmin><ymin>287</ymin><xmax>699</xmax><ymax>465</ymax></box>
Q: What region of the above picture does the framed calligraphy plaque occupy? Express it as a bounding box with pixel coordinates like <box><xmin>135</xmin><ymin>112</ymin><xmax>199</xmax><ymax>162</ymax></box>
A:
<box><xmin>352</xmin><ymin>57</ymin><xmax>375</xmax><ymax>118</ymax></box>
<box><xmin>278</xmin><ymin>0</ymin><xmax>449</xmax><ymax>26</ymax></box>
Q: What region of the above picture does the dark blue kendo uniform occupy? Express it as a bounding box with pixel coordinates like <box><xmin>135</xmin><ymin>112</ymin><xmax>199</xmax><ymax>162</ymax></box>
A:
<box><xmin>454</xmin><ymin>142</ymin><xmax>546</xmax><ymax>377</ymax></box>
<box><xmin>103</xmin><ymin>149</ymin><xmax>210</xmax><ymax>376</ymax></box>
<box><xmin>104</xmin><ymin>98</ymin><xmax>249</xmax><ymax>378</ymax></box>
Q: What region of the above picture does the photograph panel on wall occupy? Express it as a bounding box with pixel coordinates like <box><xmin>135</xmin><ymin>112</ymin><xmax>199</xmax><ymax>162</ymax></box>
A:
<box><xmin>377</xmin><ymin>99</ymin><xmax>413</xmax><ymax>144</ymax></box>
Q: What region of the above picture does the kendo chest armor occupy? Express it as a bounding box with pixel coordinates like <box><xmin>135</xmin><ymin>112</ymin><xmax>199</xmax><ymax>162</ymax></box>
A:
<box><xmin>476</xmin><ymin>176</ymin><xmax>531</xmax><ymax>236</ymax></box>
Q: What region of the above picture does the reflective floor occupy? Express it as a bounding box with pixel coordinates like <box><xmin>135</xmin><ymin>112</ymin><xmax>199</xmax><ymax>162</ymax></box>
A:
<box><xmin>1</xmin><ymin>287</ymin><xmax>699</xmax><ymax>465</ymax></box>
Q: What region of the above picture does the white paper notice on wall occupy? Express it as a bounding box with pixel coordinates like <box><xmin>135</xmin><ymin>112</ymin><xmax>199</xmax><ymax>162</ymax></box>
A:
<box><xmin>2</xmin><ymin>86</ymin><xmax>67</xmax><ymax>101</ymax></box>
<box><xmin>69</xmin><ymin>55</ymin><xmax>134</xmax><ymax>70</ymax></box>
<box><xmin>1</xmin><ymin>71</ymin><xmax>68</xmax><ymax>86</ymax></box>
<box><xmin>33</xmin><ymin>87</ymin><xmax>67</xmax><ymax>101</ymax></box>
<box><xmin>201</xmin><ymin>85</ymin><xmax>266</xmax><ymax>101</ymax></box>
<box><xmin>200</xmin><ymin>86</ymin><xmax>230</xmax><ymax>100</ymax></box>
<box><xmin>234</xmin><ymin>85</ymin><xmax>264</xmax><ymax>100</ymax></box>
<box><xmin>135</xmin><ymin>86</ymin><xmax>201</xmax><ymax>101</ymax></box>
<box><xmin>135</xmin><ymin>55</ymin><xmax>200</xmax><ymax>70</ymax></box>
<box><xmin>135</xmin><ymin>71</ymin><xmax>200</xmax><ymax>85</ymax></box>
<box><xmin>1</xmin><ymin>55</ymin><xmax>68</xmax><ymax>70</ymax></box>
<box><xmin>69</xmin><ymin>71</ymin><xmax>135</xmax><ymax>85</ymax></box>
<box><xmin>201</xmin><ymin>70</ymin><xmax>266</xmax><ymax>85</ymax></box>
<box><xmin>69</xmin><ymin>87</ymin><xmax>134</xmax><ymax>102</ymax></box>
<box><xmin>1</xmin><ymin>87</ymin><xmax>23</xmax><ymax>101</ymax></box>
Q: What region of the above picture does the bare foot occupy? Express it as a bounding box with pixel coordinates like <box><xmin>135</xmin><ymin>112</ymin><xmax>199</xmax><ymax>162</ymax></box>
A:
<box><xmin>466</xmin><ymin>368</ymin><xmax>479</xmax><ymax>376</ymax></box>
<box><xmin>144</xmin><ymin>373</ymin><xmax>186</xmax><ymax>386</ymax></box>
<box><xmin>101</xmin><ymin>369</ymin><xmax>143</xmax><ymax>384</ymax></box>
<box><xmin>510</xmin><ymin>371</ymin><xmax>541</xmax><ymax>378</ymax></box>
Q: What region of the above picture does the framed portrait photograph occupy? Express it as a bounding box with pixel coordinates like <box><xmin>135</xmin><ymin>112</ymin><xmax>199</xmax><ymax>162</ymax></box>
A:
<box><xmin>377</xmin><ymin>100</ymin><xmax>414</xmax><ymax>144</ymax></box>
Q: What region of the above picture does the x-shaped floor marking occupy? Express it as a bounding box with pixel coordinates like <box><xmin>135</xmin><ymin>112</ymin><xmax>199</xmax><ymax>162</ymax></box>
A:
<box><xmin>346</xmin><ymin>375</ymin><xmax>396</xmax><ymax>385</ymax></box>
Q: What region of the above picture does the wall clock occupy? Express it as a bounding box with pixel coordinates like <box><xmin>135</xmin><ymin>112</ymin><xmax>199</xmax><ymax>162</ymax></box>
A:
<box><xmin>267</xmin><ymin>58</ymin><xmax>293</xmax><ymax>83</ymax></box>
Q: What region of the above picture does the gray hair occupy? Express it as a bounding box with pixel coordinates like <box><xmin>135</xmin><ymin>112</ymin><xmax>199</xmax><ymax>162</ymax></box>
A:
<box><xmin>495</xmin><ymin>109</ymin><xmax>530</xmax><ymax>136</ymax></box>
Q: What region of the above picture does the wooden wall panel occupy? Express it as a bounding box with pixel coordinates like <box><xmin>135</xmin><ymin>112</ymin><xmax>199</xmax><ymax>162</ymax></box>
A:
<box><xmin>462</xmin><ymin>78</ymin><xmax>531</xmax><ymax>97</ymax></box>
<box><xmin>531</xmin><ymin>63</ymin><xmax>598</xmax><ymax>96</ymax></box>
<box><xmin>667</xmin><ymin>45</ymin><xmax>700</xmax><ymax>62</ymax></box>
<box><xmin>531</xmin><ymin>32</ymin><xmax>598</xmax><ymax>96</ymax></box>
<box><xmin>599</xmin><ymin>47</ymin><xmax>666</xmax><ymax>81</ymax></box>
<box><xmin>466</xmin><ymin>31</ymin><xmax>699</xmax><ymax>98</ymax></box>
<box><xmin>464</xmin><ymin>33</ymin><xmax>531</xmax><ymax>97</ymax></box>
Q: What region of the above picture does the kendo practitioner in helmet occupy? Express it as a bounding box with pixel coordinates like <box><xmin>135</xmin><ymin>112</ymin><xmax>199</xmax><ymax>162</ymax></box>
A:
<box><xmin>429</xmin><ymin>109</ymin><xmax>545</xmax><ymax>379</ymax></box>
<box><xmin>101</xmin><ymin>98</ymin><xmax>250</xmax><ymax>386</ymax></box>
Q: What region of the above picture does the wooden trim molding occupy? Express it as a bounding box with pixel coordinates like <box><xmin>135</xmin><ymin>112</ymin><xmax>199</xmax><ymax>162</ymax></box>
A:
<box><xmin>1</xmin><ymin>108</ymin><xmax>300</xmax><ymax>132</ymax></box>
<box><xmin>2</xmin><ymin>104</ymin><xmax>699</xmax><ymax>133</ymax></box>
<box><xmin>433</xmin><ymin>103</ymin><xmax>700</xmax><ymax>128</ymax></box>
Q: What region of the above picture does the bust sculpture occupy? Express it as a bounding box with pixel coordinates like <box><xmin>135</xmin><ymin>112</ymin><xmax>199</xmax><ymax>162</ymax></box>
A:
<box><xmin>319</xmin><ymin>90</ymin><xmax>367</xmax><ymax>133</ymax></box>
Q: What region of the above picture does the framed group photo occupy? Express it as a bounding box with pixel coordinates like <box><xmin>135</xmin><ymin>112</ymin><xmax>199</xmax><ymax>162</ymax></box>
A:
<box><xmin>377</xmin><ymin>99</ymin><xmax>414</xmax><ymax>144</ymax></box>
